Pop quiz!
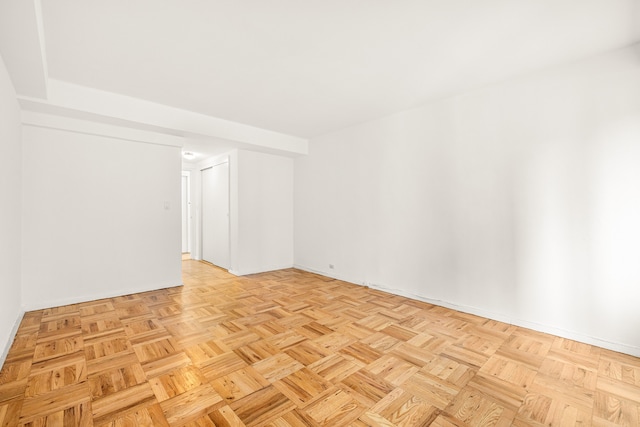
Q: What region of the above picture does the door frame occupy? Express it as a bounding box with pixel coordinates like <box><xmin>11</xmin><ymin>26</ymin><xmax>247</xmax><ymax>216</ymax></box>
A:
<box><xmin>181</xmin><ymin>171</ymin><xmax>191</xmax><ymax>254</ymax></box>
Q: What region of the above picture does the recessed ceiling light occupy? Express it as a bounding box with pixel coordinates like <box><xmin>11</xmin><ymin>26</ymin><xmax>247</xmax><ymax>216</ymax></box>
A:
<box><xmin>183</xmin><ymin>151</ymin><xmax>196</xmax><ymax>160</ymax></box>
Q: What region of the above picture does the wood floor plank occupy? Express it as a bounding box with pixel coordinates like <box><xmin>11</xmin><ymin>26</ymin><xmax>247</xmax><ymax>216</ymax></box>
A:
<box><xmin>0</xmin><ymin>399</ymin><xmax>23</xmax><ymax>427</ymax></box>
<box><xmin>199</xmin><ymin>352</ymin><xmax>248</xmax><ymax>381</ymax></box>
<box><xmin>303</xmin><ymin>385</ymin><xmax>367</xmax><ymax>426</ymax></box>
<box><xmin>206</xmin><ymin>404</ymin><xmax>247</xmax><ymax>427</ymax></box>
<box><xmin>369</xmin><ymin>387</ymin><xmax>438</xmax><ymax>426</ymax></box>
<box><xmin>88</xmin><ymin>361</ymin><xmax>146</xmax><ymax>400</ymax></box>
<box><xmin>20</xmin><ymin>400</ymin><xmax>92</xmax><ymax>427</ymax></box>
<box><xmin>94</xmin><ymin>403</ymin><xmax>169</xmax><ymax>427</ymax></box>
<box><xmin>32</xmin><ymin>336</ymin><xmax>83</xmax><ymax>363</ymax></box>
<box><xmin>308</xmin><ymin>354</ymin><xmax>361</xmax><ymax>383</ymax></box>
<box><xmin>273</xmin><ymin>367</ymin><xmax>332</xmax><ymax>408</ymax></box>
<box><xmin>229</xmin><ymin>386</ymin><xmax>296</xmax><ymax>426</ymax></box>
<box><xmin>141</xmin><ymin>351</ymin><xmax>192</xmax><ymax>379</ymax></box>
<box><xmin>252</xmin><ymin>353</ymin><xmax>304</xmax><ymax>383</ymax></box>
<box><xmin>19</xmin><ymin>382</ymin><xmax>90</xmax><ymax>425</ymax></box>
<box><xmin>25</xmin><ymin>352</ymin><xmax>86</xmax><ymax>398</ymax></box>
<box><xmin>0</xmin><ymin>358</ymin><xmax>31</xmax><ymax>387</ymax></box>
<box><xmin>341</xmin><ymin>369</ymin><xmax>395</xmax><ymax>405</ymax></box>
<box><xmin>159</xmin><ymin>383</ymin><xmax>223</xmax><ymax>426</ymax></box>
<box><xmin>210</xmin><ymin>366</ymin><xmax>269</xmax><ymax>403</ymax></box>
<box><xmin>149</xmin><ymin>364</ymin><xmax>209</xmax><ymax>402</ymax></box>
<box><xmin>0</xmin><ymin>260</ymin><xmax>639</xmax><ymax>426</ymax></box>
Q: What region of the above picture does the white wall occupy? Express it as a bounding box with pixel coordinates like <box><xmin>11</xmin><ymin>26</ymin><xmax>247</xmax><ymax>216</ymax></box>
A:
<box><xmin>0</xmin><ymin>55</ymin><xmax>23</xmax><ymax>365</ymax></box>
<box><xmin>235</xmin><ymin>150</ymin><xmax>294</xmax><ymax>275</ymax></box>
<box><xmin>21</xmin><ymin>124</ymin><xmax>182</xmax><ymax>309</ymax></box>
<box><xmin>294</xmin><ymin>46</ymin><xmax>640</xmax><ymax>356</ymax></box>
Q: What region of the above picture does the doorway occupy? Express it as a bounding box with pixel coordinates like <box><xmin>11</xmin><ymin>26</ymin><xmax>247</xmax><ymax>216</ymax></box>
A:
<box><xmin>201</xmin><ymin>162</ymin><xmax>230</xmax><ymax>269</ymax></box>
<box><xmin>181</xmin><ymin>172</ymin><xmax>191</xmax><ymax>256</ymax></box>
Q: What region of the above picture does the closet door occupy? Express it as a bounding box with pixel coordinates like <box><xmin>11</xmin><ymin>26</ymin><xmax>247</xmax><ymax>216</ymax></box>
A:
<box><xmin>181</xmin><ymin>174</ymin><xmax>189</xmax><ymax>253</ymax></box>
<box><xmin>201</xmin><ymin>162</ymin><xmax>229</xmax><ymax>269</ymax></box>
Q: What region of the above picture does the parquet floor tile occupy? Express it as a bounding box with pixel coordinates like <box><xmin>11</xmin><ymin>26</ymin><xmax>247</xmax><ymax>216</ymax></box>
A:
<box><xmin>365</xmin><ymin>387</ymin><xmax>438</xmax><ymax>426</ymax></box>
<box><xmin>445</xmin><ymin>387</ymin><xmax>516</xmax><ymax>427</ymax></box>
<box><xmin>211</xmin><ymin>366</ymin><xmax>270</xmax><ymax>403</ymax></box>
<box><xmin>159</xmin><ymin>383</ymin><xmax>223</xmax><ymax>426</ymax></box>
<box><xmin>341</xmin><ymin>369</ymin><xmax>395</xmax><ymax>406</ymax></box>
<box><xmin>304</xmin><ymin>385</ymin><xmax>367</xmax><ymax>426</ymax></box>
<box><xmin>25</xmin><ymin>352</ymin><xmax>86</xmax><ymax>398</ymax></box>
<box><xmin>229</xmin><ymin>386</ymin><xmax>296</xmax><ymax>426</ymax></box>
<box><xmin>366</xmin><ymin>355</ymin><xmax>420</xmax><ymax>387</ymax></box>
<box><xmin>1</xmin><ymin>260</ymin><xmax>640</xmax><ymax>425</ymax></box>
<box><xmin>200</xmin><ymin>352</ymin><xmax>248</xmax><ymax>382</ymax></box>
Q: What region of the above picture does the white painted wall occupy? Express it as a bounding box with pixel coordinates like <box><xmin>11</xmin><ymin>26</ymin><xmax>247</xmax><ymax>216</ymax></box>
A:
<box><xmin>235</xmin><ymin>150</ymin><xmax>294</xmax><ymax>275</ymax></box>
<box><xmin>21</xmin><ymin>124</ymin><xmax>182</xmax><ymax>310</ymax></box>
<box><xmin>294</xmin><ymin>46</ymin><xmax>640</xmax><ymax>356</ymax></box>
<box><xmin>0</xmin><ymin>54</ymin><xmax>23</xmax><ymax>365</ymax></box>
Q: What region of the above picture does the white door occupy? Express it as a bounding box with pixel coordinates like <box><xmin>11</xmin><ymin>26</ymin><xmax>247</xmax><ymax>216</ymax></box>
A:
<box><xmin>181</xmin><ymin>174</ymin><xmax>190</xmax><ymax>253</ymax></box>
<box><xmin>201</xmin><ymin>163</ymin><xmax>229</xmax><ymax>269</ymax></box>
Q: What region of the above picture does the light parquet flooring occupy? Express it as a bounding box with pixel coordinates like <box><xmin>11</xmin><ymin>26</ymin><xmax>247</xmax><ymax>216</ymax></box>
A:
<box><xmin>1</xmin><ymin>261</ymin><xmax>639</xmax><ymax>426</ymax></box>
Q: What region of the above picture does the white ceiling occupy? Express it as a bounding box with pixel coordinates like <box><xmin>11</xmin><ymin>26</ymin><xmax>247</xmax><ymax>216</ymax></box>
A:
<box><xmin>2</xmin><ymin>1</ymin><xmax>640</xmax><ymax>153</ymax></box>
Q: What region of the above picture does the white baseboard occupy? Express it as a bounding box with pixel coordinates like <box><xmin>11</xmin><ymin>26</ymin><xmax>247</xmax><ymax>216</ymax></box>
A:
<box><xmin>21</xmin><ymin>282</ymin><xmax>183</xmax><ymax>312</ymax></box>
<box><xmin>230</xmin><ymin>264</ymin><xmax>295</xmax><ymax>277</ymax></box>
<box><xmin>293</xmin><ymin>264</ymin><xmax>640</xmax><ymax>358</ymax></box>
<box><xmin>2</xmin><ymin>283</ymin><xmax>184</xmax><ymax>367</ymax></box>
<box><xmin>293</xmin><ymin>264</ymin><xmax>358</xmax><ymax>285</ymax></box>
<box><xmin>0</xmin><ymin>309</ymin><xmax>25</xmax><ymax>368</ymax></box>
<box><xmin>369</xmin><ymin>283</ymin><xmax>640</xmax><ymax>358</ymax></box>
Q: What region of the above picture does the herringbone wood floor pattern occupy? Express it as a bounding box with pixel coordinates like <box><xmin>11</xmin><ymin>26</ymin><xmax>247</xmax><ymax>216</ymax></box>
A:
<box><xmin>1</xmin><ymin>261</ymin><xmax>639</xmax><ymax>426</ymax></box>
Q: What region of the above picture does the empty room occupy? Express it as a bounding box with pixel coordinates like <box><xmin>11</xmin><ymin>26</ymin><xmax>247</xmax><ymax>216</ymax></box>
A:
<box><xmin>1</xmin><ymin>1</ymin><xmax>640</xmax><ymax>426</ymax></box>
